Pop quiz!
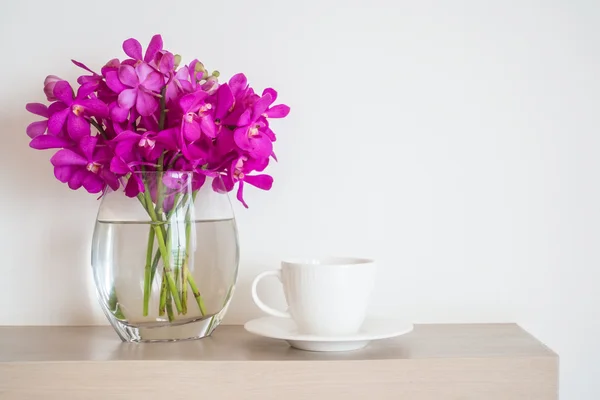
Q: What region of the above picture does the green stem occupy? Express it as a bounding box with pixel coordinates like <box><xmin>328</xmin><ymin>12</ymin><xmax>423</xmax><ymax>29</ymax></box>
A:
<box><xmin>155</xmin><ymin>152</ymin><xmax>166</xmax><ymax>217</ymax></box>
<box><xmin>89</xmin><ymin>118</ymin><xmax>108</xmax><ymax>140</ymax></box>
<box><xmin>185</xmin><ymin>191</ymin><xmax>206</xmax><ymax>315</ymax></box>
<box><xmin>159</xmin><ymin>273</ymin><xmax>167</xmax><ymax>316</ymax></box>
<box><xmin>153</xmin><ymin>224</ymin><xmax>183</xmax><ymax>314</ymax></box>
<box><xmin>139</xmin><ymin>191</ymin><xmax>183</xmax><ymax>314</ymax></box>
<box><xmin>142</xmin><ymin>227</ymin><xmax>155</xmax><ymax>316</ymax></box>
<box><xmin>153</xmin><ymin>85</ymin><xmax>168</xmax><ymax>217</ymax></box>
<box><xmin>166</xmin><ymin>289</ymin><xmax>175</xmax><ymax>322</ymax></box>
<box><xmin>158</xmin><ymin>86</ymin><xmax>167</xmax><ymax>130</ymax></box>
<box><xmin>149</xmin><ymin>247</ymin><xmax>161</xmax><ymax>286</ymax></box>
<box><xmin>187</xmin><ymin>275</ymin><xmax>207</xmax><ymax>316</ymax></box>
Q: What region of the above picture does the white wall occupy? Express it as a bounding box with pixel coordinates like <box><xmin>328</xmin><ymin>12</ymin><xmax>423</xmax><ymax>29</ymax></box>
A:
<box><xmin>1</xmin><ymin>0</ymin><xmax>598</xmax><ymax>397</ymax></box>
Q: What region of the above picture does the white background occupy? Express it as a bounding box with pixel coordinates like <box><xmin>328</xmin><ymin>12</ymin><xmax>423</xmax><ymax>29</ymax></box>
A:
<box><xmin>1</xmin><ymin>0</ymin><xmax>599</xmax><ymax>397</ymax></box>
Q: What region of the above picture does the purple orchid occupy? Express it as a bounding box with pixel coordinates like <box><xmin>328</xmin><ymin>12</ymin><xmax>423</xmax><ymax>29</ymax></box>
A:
<box><xmin>122</xmin><ymin>34</ymin><xmax>163</xmax><ymax>65</ymax></box>
<box><xmin>213</xmin><ymin>155</ymin><xmax>273</xmax><ymax>208</ymax></box>
<box><xmin>105</xmin><ymin>63</ymin><xmax>163</xmax><ymax>117</ymax></box>
<box><xmin>25</xmin><ymin>33</ymin><xmax>290</xmax><ymax>207</ymax></box>
<box><xmin>47</xmin><ymin>81</ymin><xmax>109</xmax><ymax>140</ymax></box>
<box><xmin>50</xmin><ymin>136</ymin><xmax>118</xmax><ymax>193</ymax></box>
<box><xmin>26</xmin><ymin>103</ymin><xmax>50</xmax><ymax>138</ymax></box>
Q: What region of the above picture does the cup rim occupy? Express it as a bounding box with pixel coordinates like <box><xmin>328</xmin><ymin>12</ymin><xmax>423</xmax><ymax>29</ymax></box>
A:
<box><xmin>281</xmin><ymin>256</ymin><xmax>374</xmax><ymax>267</ymax></box>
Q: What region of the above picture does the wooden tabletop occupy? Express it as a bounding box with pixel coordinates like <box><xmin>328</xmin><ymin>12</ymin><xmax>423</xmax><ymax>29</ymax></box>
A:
<box><xmin>0</xmin><ymin>324</ymin><xmax>558</xmax><ymax>400</ymax></box>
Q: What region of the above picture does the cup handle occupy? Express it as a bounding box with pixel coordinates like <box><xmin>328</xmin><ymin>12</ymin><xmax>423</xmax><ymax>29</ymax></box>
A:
<box><xmin>251</xmin><ymin>270</ymin><xmax>291</xmax><ymax>318</ymax></box>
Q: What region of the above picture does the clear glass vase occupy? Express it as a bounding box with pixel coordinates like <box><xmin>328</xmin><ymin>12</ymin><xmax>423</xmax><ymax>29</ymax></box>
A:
<box><xmin>91</xmin><ymin>171</ymin><xmax>239</xmax><ymax>342</ymax></box>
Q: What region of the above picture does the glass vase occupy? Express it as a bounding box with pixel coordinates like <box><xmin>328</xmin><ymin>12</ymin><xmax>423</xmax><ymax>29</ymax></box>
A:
<box><xmin>91</xmin><ymin>171</ymin><xmax>239</xmax><ymax>342</ymax></box>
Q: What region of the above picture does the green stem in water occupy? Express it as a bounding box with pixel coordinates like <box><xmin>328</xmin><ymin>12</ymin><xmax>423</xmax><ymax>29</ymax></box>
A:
<box><xmin>165</xmin><ymin>289</ymin><xmax>175</xmax><ymax>322</ymax></box>
<box><xmin>149</xmin><ymin>247</ymin><xmax>161</xmax><ymax>286</ymax></box>
<box><xmin>140</xmin><ymin>191</ymin><xmax>183</xmax><ymax>314</ymax></box>
<box><xmin>142</xmin><ymin>227</ymin><xmax>155</xmax><ymax>316</ymax></box>
<box><xmin>187</xmin><ymin>274</ymin><xmax>207</xmax><ymax>316</ymax></box>
<box><xmin>108</xmin><ymin>286</ymin><xmax>126</xmax><ymax>320</ymax></box>
<box><xmin>159</xmin><ymin>273</ymin><xmax>167</xmax><ymax>316</ymax></box>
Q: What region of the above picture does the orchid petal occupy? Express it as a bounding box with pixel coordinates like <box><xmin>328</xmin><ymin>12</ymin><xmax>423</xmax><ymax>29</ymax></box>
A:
<box><xmin>144</xmin><ymin>34</ymin><xmax>163</xmax><ymax>63</ymax></box>
<box><xmin>155</xmin><ymin>128</ymin><xmax>179</xmax><ymax>150</ymax></box>
<box><xmin>183</xmin><ymin>120</ymin><xmax>201</xmax><ymax>142</ymax></box>
<box><xmin>263</xmin><ymin>126</ymin><xmax>276</xmax><ymax>141</ymax></box>
<box><xmin>216</xmin><ymin>84</ymin><xmax>234</xmax><ymax>120</ymax></box>
<box><xmin>123</xmin><ymin>38</ymin><xmax>143</xmax><ymax>60</ymax></box>
<box><xmin>110</xmin><ymin>157</ymin><xmax>131</xmax><ymax>175</ymax></box>
<box><xmin>71</xmin><ymin>59</ymin><xmax>96</xmax><ymax>74</ymax></box>
<box><xmin>83</xmin><ymin>173</ymin><xmax>104</xmax><ymax>193</ymax></box>
<box><xmin>229</xmin><ymin>73</ymin><xmax>247</xmax><ymax>97</ymax></box>
<box><xmin>125</xmin><ymin>175</ymin><xmax>144</xmax><ymax>197</ymax></box>
<box><xmin>118</xmin><ymin>88</ymin><xmax>137</xmax><ymax>110</ymax></box>
<box><xmin>158</xmin><ymin>52</ymin><xmax>174</xmax><ymax>73</ymax></box>
<box><xmin>238</xmin><ymin>109</ymin><xmax>252</xmax><ymax>126</ymax></box>
<box><xmin>26</xmin><ymin>121</ymin><xmax>47</xmax><ymax>138</ymax></box>
<box><xmin>48</xmin><ymin>101</ymin><xmax>67</xmax><ymax>114</ymax></box>
<box><xmin>119</xmin><ymin>65</ymin><xmax>139</xmax><ymax>88</ymax></box>
<box><xmin>29</xmin><ymin>135</ymin><xmax>70</xmax><ymax>149</ymax></box>
<box><xmin>140</xmin><ymin>70</ymin><xmax>164</xmax><ymax>92</ymax></box>
<box><xmin>234</xmin><ymin>127</ymin><xmax>252</xmax><ymax>151</ymax></box>
<box><xmin>48</xmin><ymin>108</ymin><xmax>70</xmax><ymax>135</ymax></box>
<box><xmin>81</xmin><ymin>99</ymin><xmax>109</xmax><ymax>118</ymax></box>
<box><xmin>76</xmin><ymin>83</ymin><xmax>96</xmax><ymax>99</ymax></box>
<box><xmin>253</xmin><ymin>93</ymin><xmax>273</xmax><ymax>118</ymax></box>
<box><xmin>113</xmin><ymin>130</ymin><xmax>140</xmax><ymax>143</ymax></box>
<box><xmin>67</xmin><ymin>114</ymin><xmax>91</xmax><ymax>140</ymax></box>
<box><xmin>251</xmin><ymin>136</ymin><xmax>274</xmax><ymax>159</ymax></box>
<box><xmin>101</xmin><ymin>58</ymin><xmax>120</xmax><ymax>76</ymax></box>
<box><xmin>53</xmin><ymin>81</ymin><xmax>74</xmax><ymax>105</ymax></box>
<box><xmin>236</xmin><ymin>181</ymin><xmax>248</xmax><ymax>208</ymax></box>
<box><xmin>262</xmin><ymin>88</ymin><xmax>277</xmax><ymax>102</ymax></box>
<box><xmin>265</xmin><ymin>104</ymin><xmax>290</xmax><ymax>118</ymax></box>
<box><xmin>51</xmin><ymin>149</ymin><xmax>87</xmax><ymax>167</ymax></box>
<box><xmin>79</xmin><ymin>135</ymin><xmax>97</xmax><ymax>160</ymax></box>
<box><xmin>135</xmin><ymin>63</ymin><xmax>154</xmax><ymax>85</ymax></box>
<box><xmin>244</xmin><ymin>174</ymin><xmax>273</xmax><ymax>191</ymax></box>
<box><xmin>54</xmin><ymin>165</ymin><xmax>75</xmax><ymax>183</ymax></box>
<box><xmin>26</xmin><ymin>103</ymin><xmax>49</xmax><ymax>117</ymax></box>
<box><xmin>105</xmin><ymin>70</ymin><xmax>127</xmax><ymax>93</ymax></box>
<box><xmin>110</xmin><ymin>102</ymin><xmax>129</xmax><ymax>122</ymax></box>
<box><xmin>200</xmin><ymin>115</ymin><xmax>217</xmax><ymax>138</ymax></box>
<box><xmin>179</xmin><ymin>92</ymin><xmax>207</xmax><ymax>113</ymax></box>
<box><xmin>68</xmin><ymin>169</ymin><xmax>87</xmax><ymax>190</ymax></box>
<box><xmin>101</xmin><ymin>169</ymin><xmax>120</xmax><ymax>191</ymax></box>
<box><xmin>136</xmin><ymin>90</ymin><xmax>158</xmax><ymax>116</ymax></box>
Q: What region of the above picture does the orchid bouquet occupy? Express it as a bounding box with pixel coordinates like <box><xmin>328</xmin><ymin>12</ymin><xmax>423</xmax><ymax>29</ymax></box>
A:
<box><xmin>25</xmin><ymin>34</ymin><xmax>289</xmax><ymax>322</ymax></box>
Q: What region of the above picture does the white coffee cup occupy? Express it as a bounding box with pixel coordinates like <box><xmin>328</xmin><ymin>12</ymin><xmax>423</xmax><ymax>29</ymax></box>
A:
<box><xmin>251</xmin><ymin>257</ymin><xmax>376</xmax><ymax>336</ymax></box>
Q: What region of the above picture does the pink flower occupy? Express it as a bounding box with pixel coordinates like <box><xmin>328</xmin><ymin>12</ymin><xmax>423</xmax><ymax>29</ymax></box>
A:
<box><xmin>234</xmin><ymin>90</ymin><xmax>289</xmax><ymax>159</ymax></box>
<box><xmin>122</xmin><ymin>34</ymin><xmax>163</xmax><ymax>65</ymax></box>
<box><xmin>47</xmin><ymin>81</ymin><xmax>109</xmax><ymax>140</ymax></box>
<box><xmin>50</xmin><ymin>136</ymin><xmax>118</xmax><ymax>193</ymax></box>
<box><xmin>105</xmin><ymin>63</ymin><xmax>163</xmax><ymax>116</ymax></box>
<box><xmin>213</xmin><ymin>155</ymin><xmax>273</xmax><ymax>208</ymax></box>
<box><xmin>25</xmin><ymin>33</ymin><xmax>290</xmax><ymax>206</ymax></box>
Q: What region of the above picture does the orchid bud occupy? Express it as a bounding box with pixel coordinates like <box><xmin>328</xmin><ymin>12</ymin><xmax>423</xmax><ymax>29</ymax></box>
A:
<box><xmin>212</xmin><ymin>70</ymin><xmax>220</xmax><ymax>78</ymax></box>
<box><xmin>174</xmin><ymin>54</ymin><xmax>182</xmax><ymax>68</ymax></box>
<box><xmin>201</xmin><ymin>76</ymin><xmax>219</xmax><ymax>95</ymax></box>
<box><xmin>43</xmin><ymin>75</ymin><xmax>62</xmax><ymax>101</ymax></box>
<box><xmin>194</xmin><ymin>61</ymin><xmax>205</xmax><ymax>73</ymax></box>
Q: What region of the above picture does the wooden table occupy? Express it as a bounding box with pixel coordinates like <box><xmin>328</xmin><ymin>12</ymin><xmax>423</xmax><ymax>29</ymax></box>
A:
<box><xmin>0</xmin><ymin>323</ymin><xmax>558</xmax><ymax>399</ymax></box>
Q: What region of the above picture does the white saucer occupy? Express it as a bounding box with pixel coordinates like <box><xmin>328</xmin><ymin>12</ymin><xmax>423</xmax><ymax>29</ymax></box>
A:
<box><xmin>244</xmin><ymin>316</ymin><xmax>413</xmax><ymax>352</ymax></box>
